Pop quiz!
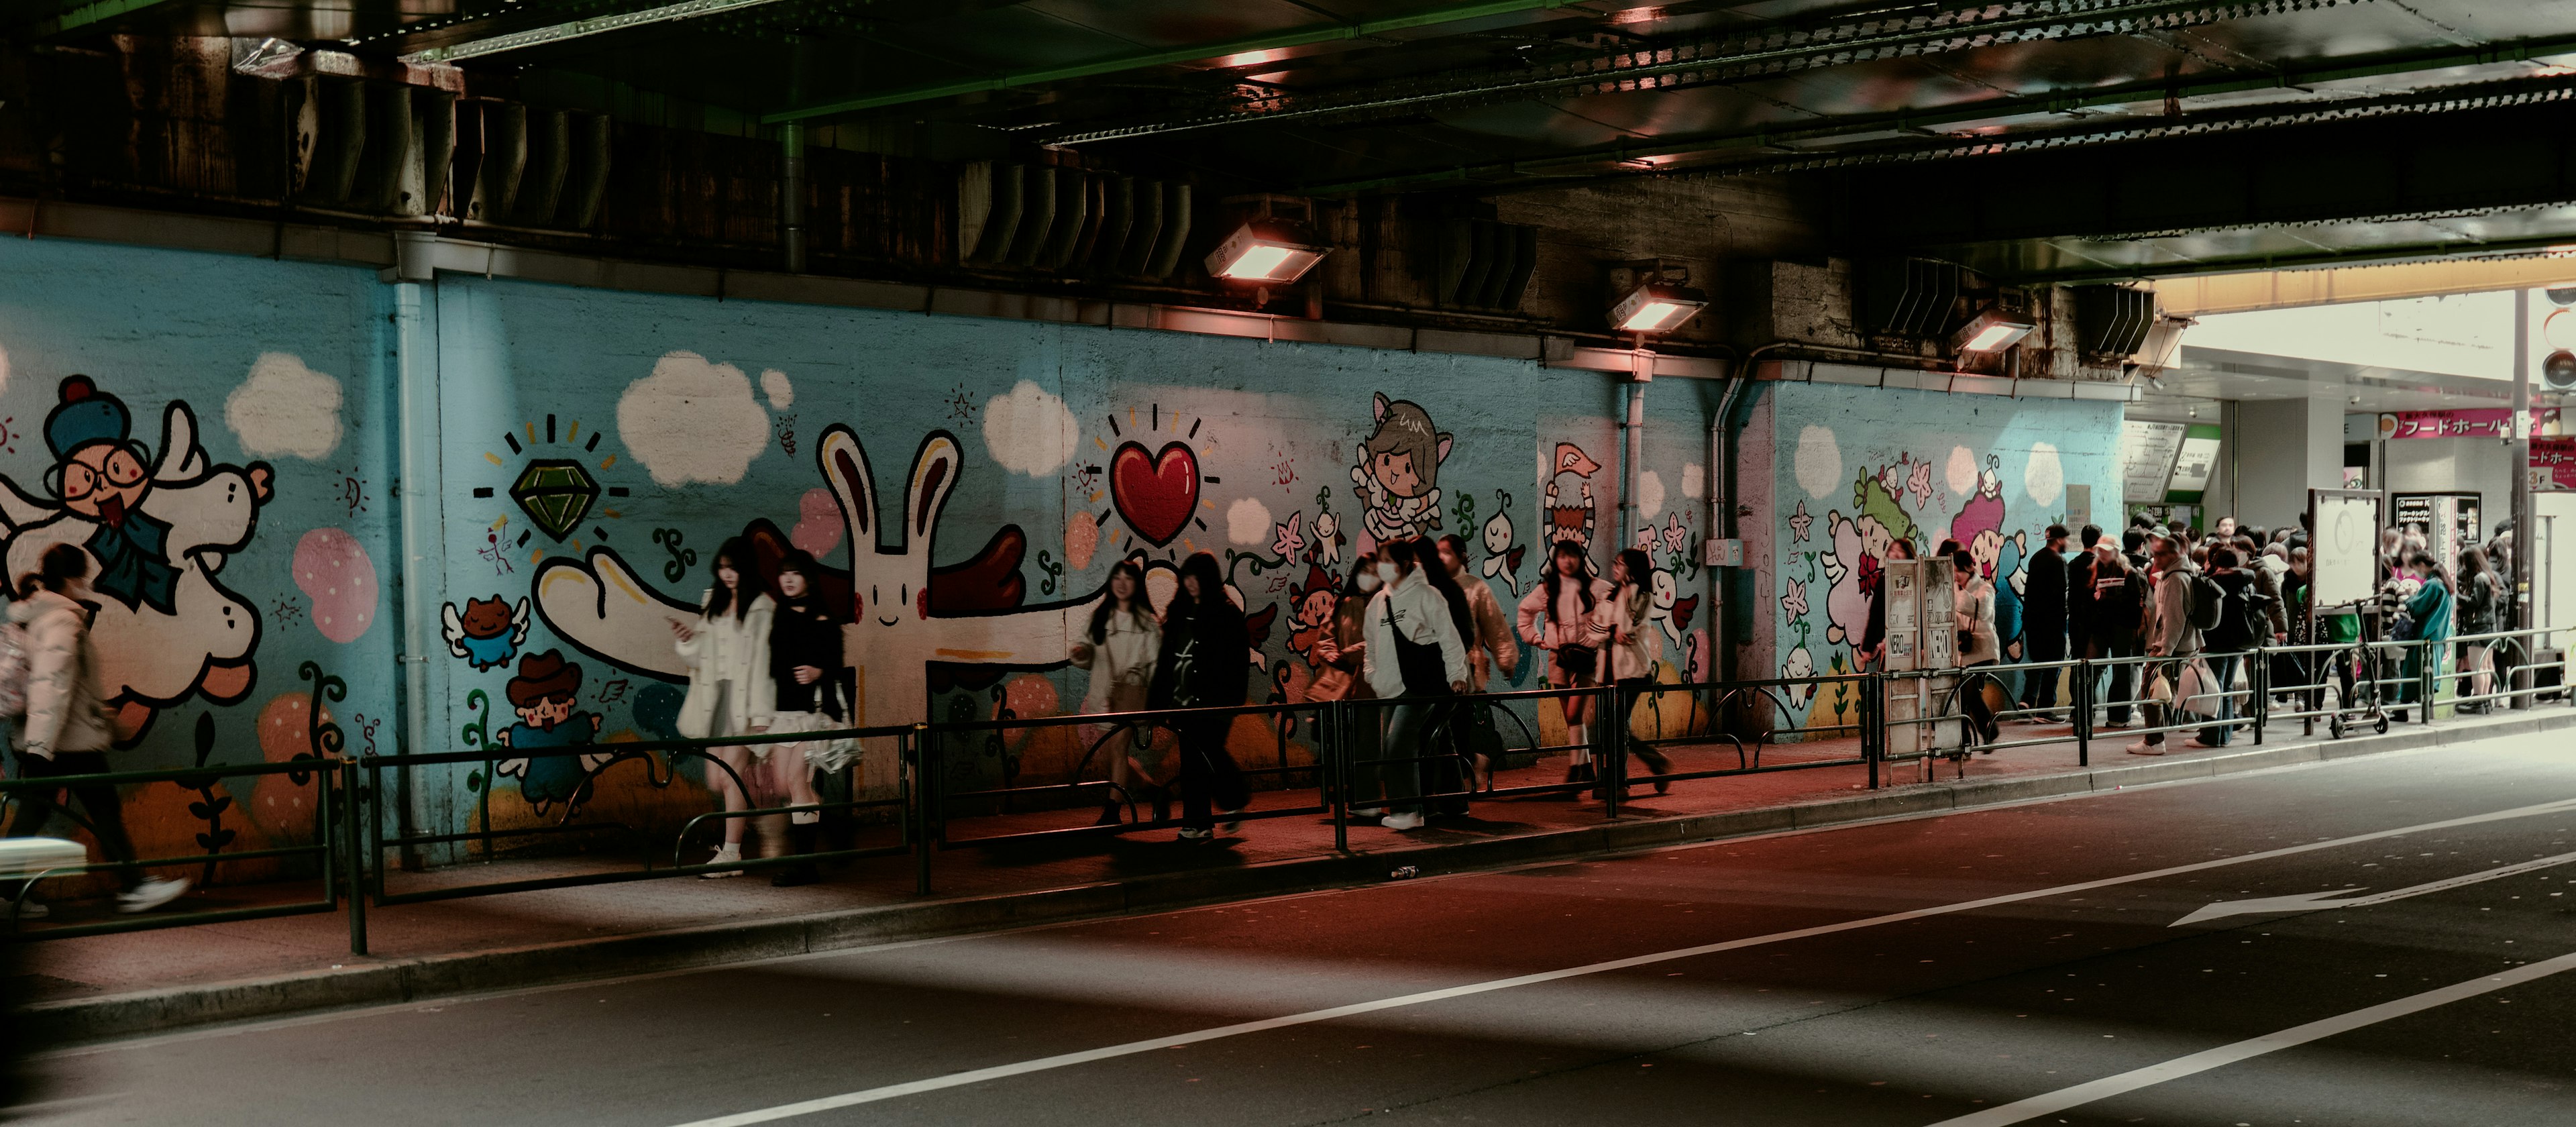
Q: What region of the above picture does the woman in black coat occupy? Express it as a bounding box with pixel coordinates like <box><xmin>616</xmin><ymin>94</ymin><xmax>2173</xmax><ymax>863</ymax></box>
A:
<box><xmin>1148</xmin><ymin>552</ymin><xmax>1252</xmax><ymax>841</ymax></box>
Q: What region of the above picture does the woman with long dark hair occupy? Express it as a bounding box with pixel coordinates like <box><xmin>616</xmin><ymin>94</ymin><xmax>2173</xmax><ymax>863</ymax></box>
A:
<box><xmin>2396</xmin><ymin>549</ymin><xmax>2453</xmax><ymax>720</ymax></box>
<box><xmin>1311</xmin><ymin>553</ymin><xmax>1385</xmax><ymax>813</ymax></box>
<box><xmin>1596</xmin><ymin>547</ymin><xmax>1673</xmax><ymax>795</ymax></box>
<box><xmin>671</xmin><ymin>537</ymin><xmax>775</xmax><ymax>876</ymax></box>
<box><xmin>761</xmin><ymin>549</ymin><xmax>845</xmax><ymax>886</ymax></box>
<box><xmin>1071</xmin><ymin>560</ymin><xmax>1163</xmax><ymax>824</ymax></box>
<box><xmin>1516</xmin><ymin>540</ymin><xmax>1611</xmax><ymax>792</ymax></box>
<box><xmin>2455</xmin><ymin>545</ymin><xmax>2503</xmax><ymax>712</ymax></box>
<box><xmin>1148</xmin><ymin>552</ymin><xmax>1252</xmax><ymax>841</ymax></box>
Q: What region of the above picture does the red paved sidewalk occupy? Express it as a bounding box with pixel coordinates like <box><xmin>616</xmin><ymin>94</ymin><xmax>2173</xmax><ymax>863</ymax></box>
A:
<box><xmin>6</xmin><ymin>710</ymin><xmax>2436</xmax><ymax>1006</ymax></box>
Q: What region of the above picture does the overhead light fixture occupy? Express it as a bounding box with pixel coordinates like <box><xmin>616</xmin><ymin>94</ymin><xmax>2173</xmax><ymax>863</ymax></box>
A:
<box><xmin>1205</xmin><ymin>221</ymin><xmax>1328</xmax><ymax>284</ymax></box>
<box><xmin>1952</xmin><ymin>307</ymin><xmax>2036</xmax><ymax>354</ymax></box>
<box><xmin>1609</xmin><ymin>282</ymin><xmax>1707</xmax><ymax>334</ymax></box>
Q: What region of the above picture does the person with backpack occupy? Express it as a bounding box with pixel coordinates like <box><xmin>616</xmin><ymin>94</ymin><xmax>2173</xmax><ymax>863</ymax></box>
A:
<box><xmin>2127</xmin><ymin>535</ymin><xmax>2206</xmax><ymax>756</ymax></box>
<box><xmin>2082</xmin><ymin>541</ymin><xmax>2148</xmax><ymax>730</ymax></box>
<box><xmin>2</xmin><ymin>545</ymin><xmax>190</xmax><ymax>917</ymax></box>
<box><xmin>1362</xmin><ymin>538</ymin><xmax>1468</xmax><ymax>831</ymax></box>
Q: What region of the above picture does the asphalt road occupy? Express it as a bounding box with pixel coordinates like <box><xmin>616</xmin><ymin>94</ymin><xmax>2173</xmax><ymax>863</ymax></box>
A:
<box><xmin>17</xmin><ymin>734</ymin><xmax>2576</xmax><ymax>1127</ymax></box>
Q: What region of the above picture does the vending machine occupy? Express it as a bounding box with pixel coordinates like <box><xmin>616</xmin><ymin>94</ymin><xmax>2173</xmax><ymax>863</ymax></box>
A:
<box><xmin>1880</xmin><ymin>556</ymin><xmax>1965</xmax><ymax>756</ymax></box>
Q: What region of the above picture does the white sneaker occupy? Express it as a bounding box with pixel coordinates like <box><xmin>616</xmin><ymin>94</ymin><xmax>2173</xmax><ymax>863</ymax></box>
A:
<box><xmin>115</xmin><ymin>877</ymin><xmax>190</xmax><ymax>914</ymax></box>
<box><xmin>700</xmin><ymin>844</ymin><xmax>744</xmax><ymax>878</ymax></box>
<box><xmin>1176</xmin><ymin>828</ymin><xmax>1212</xmax><ymax>841</ymax></box>
<box><xmin>2123</xmin><ymin>740</ymin><xmax>2165</xmax><ymax>757</ymax></box>
<box><xmin>1381</xmin><ymin>812</ymin><xmax>1424</xmax><ymax>830</ymax></box>
<box><xmin>1216</xmin><ymin>808</ymin><xmax>1246</xmax><ymax>833</ymax></box>
<box><xmin>1350</xmin><ymin>807</ymin><xmax>1387</xmax><ymax>818</ymax></box>
<box><xmin>10</xmin><ymin>898</ymin><xmax>46</xmax><ymax>920</ymax></box>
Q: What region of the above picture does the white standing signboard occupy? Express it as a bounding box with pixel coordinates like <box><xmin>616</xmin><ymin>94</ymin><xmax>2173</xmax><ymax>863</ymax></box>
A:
<box><xmin>2120</xmin><ymin>420</ymin><xmax>2186</xmax><ymax>503</ymax></box>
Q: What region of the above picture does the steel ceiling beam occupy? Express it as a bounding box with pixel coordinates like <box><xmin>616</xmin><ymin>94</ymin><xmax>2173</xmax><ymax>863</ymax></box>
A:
<box><xmin>757</xmin><ymin>0</ymin><xmax>1580</xmax><ymax>125</ymax></box>
<box><xmin>22</xmin><ymin>0</ymin><xmax>184</xmax><ymax>38</ymax></box>
<box><xmin>403</xmin><ymin>0</ymin><xmax>803</xmax><ymax>62</ymax></box>
<box><xmin>1044</xmin><ymin>0</ymin><xmax>2363</xmax><ymax>145</ymax></box>
<box><xmin>1301</xmin><ymin>30</ymin><xmax>2576</xmax><ymax>195</ymax></box>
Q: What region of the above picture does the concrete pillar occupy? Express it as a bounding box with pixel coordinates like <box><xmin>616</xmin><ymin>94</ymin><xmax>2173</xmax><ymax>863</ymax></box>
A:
<box><xmin>2231</xmin><ymin>390</ymin><xmax>2346</xmax><ymax>528</ymax></box>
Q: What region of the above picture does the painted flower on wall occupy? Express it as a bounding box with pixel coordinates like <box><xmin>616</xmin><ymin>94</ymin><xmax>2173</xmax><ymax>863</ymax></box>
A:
<box><xmin>1782</xmin><ymin>577</ymin><xmax>1809</xmax><ymax>619</ymax></box>
<box><xmin>1271</xmin><ymin>511</ymin><xmax>1305</xmax><ymax>561</ymax></box>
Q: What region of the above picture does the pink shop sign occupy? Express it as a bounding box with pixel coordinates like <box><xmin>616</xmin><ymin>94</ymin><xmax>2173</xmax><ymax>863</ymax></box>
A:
<box><xmin>2377</xmin><ymin>408</ymin><xmax>2562</xmax><ymax>439</ymax></box>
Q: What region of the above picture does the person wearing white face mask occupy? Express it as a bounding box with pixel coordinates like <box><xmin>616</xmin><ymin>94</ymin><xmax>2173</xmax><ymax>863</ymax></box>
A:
<box><xmin>1309</xmin><ymin>553</ymin><xmax>1387</xmax><ymax>814</ymax></box>
<box><xmin>1362</xmin><ymin>538</ymin><xmax>1468</xmax><ymax>832</ymax></box>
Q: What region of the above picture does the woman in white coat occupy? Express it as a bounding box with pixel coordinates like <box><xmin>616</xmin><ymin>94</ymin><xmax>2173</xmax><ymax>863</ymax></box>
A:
<box><xmin>1070</xmin><ymin>561</ymin><xmax>1163</xmax><ymax>825</ymax></box>
<box><xmin>668</xmin><ymin>539</ymin><xmax>775</xmax><ymax>876</ymax></box>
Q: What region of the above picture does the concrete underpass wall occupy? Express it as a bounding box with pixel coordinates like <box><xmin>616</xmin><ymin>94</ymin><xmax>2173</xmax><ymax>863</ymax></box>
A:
<box><xmin>0</xmin><ymin>236</ymin><xmax>399</xmax><ymax>882</ymax></box>
<box><xmin>1761</xmin><ymin>381</ymin><xmax>2123</xmax><ymax>733</ymax></box>
<box><xmin>1</xmin><ymin>233</ymin><xmax>2139</xmax><ymax>867</ymax></box>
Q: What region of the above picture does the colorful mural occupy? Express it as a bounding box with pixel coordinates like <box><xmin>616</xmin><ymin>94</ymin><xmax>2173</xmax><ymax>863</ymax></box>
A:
<box><xmin>1767</xmin><ymin>382</ymin><xmax>2121</xmax><ymax>729</ymax></box>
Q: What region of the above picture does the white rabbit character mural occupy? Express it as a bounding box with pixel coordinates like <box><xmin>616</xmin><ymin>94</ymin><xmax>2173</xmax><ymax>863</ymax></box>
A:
<box><xmin>533</xmin><ymin>427</ymin><xmax>1098</xmax><ymax>798</ymax></box>
<box><xmin>0</xmin><ymin>376</ymin><xmax>273</xmax><ymax>740</ymax></box>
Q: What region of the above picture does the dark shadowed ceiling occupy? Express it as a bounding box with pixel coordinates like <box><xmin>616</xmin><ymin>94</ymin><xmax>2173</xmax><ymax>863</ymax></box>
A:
<box><xmin>23</xmin><ymin>0</ymin><xmax>2576</xmax><ymax>281</ymax></box>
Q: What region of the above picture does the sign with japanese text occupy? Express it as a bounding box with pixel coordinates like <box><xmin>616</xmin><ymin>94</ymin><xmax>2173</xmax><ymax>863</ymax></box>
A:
<box><xmin>2377</xmin><ymin>408</ymin><xmax>2562</xmax><ymax>440</ymax></box>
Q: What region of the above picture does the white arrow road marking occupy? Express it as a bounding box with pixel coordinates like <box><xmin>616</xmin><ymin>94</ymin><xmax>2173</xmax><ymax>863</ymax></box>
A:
<box><xmin>2171</xmin><ymin>849</ymin><xmax>2576</xmax><ymax>926</ymax></box>
<box><xmin>667</xmin><ymin>796</ymin><xmax>2576</xmax><ymax>1127</ymax></box>
<box><xmin>1921</xmin><ymin>949</ymin><xmax>2576</xmax><ymax>1127</ymax></box>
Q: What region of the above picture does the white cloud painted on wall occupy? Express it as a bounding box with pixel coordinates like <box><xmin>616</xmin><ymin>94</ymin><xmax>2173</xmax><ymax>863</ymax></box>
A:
<box><xmin>1638</xmin><ymin>470</ymin><xmax>1666</xmax><ymax>518</ymax></box>
<box><xmin>0</xmin><ymin>342</ymin><xmax>11</xmax><ymax>398</ymax></box>
<box><xmin>1945</xmin><ymin>445</ymin><xmax>1978</xmax><ymax>496</ymax></box>
<box><xmin>761</xmin><ymin>368</ymin><xmax>794</xmax><ymax>409</ymax></box>
<box><xmin>1682</xmin><ymin>462</ymin><xmax>1705</xmax><ymax>500</ymax></box>
<box><xmin>617</xmin><ymin>351</ymin><xmax>773</xmax><ymax>486</ymax></box>
<box><xmin>1793</xmin><ymin>426</ymin><xmax>1842</xmax><ymax>499</ymax></box>
<box><xmin>2024</xmin><ymin>441</ymin><xmax>2065</xmax><ymax>507</ymax></box>
<box><xmin>225</xmin><ymin>352</ymin><xmax>344</xmax><ymax>460</ymax></box>
<box><xmin>981</xmin><ymin>380</ymin><xmax>1080</xmax><ymax>477</ymax></box>
<box><xmin>1226</xmin><ymin>497</ymin><xmax>1273</xmax><ymax>546</ymax></box>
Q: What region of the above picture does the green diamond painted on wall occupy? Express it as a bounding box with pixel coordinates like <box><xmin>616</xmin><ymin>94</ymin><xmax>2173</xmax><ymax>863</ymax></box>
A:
<box><xmin>511</xmin><ymin>459</ymin><xmax>600</xmax><ymax>542</ymax></box>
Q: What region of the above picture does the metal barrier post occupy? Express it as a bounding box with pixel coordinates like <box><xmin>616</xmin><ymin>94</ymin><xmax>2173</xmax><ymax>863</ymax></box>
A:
<box><xmin>1862</xmin><ymin>673</ymin><xmax>1882</xmax><ymax>790</ymax></box>
<box><xmin>2250</xmin><ymin>642</ymin><xmax>2267</xmax><ymax>746</ymax></box>
<box><xmin>2420</xmin><ymin>641</ymin><xmax>2438</xmax><ymax>725</ymax></box>
<box><xmin>1601</xmin><ymin>683</ymin><xmax>1623</xmax><ymax>820</ymax></box>
<box><xmin>910</xmin><ymin>723</ymin><xmax>933</xmax><ymax>896</ymax></box>
<box><xmin>2073</xmin><ymin>657</ymin><xmax>2092</xmax><ymax>767</ymax></box>
<box><xmin>344</xmin><ymin>758</ymin><xmax>368</xmax><ymax>956</ymax></box>
<box><xmin>1328</xmin><ymin>701</ymin><xmax>1350</xmax><ymax>854</ymax></box>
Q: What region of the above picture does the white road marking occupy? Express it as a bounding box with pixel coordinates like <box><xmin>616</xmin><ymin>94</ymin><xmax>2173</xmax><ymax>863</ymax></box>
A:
<box><xmin>1921</xmin><ymin>949</ymin><xmax>2576</xmax><ymax>1126</ymax></box>
<box><xmin>667</xmin><ymin>796</ymin><xmax>2576</xmax><ymax>1126</ymax></box>
<box><xmin>2171</xmin><ymin>849</ymin><xmax>2576</xmax><ymax>925</ymax></box>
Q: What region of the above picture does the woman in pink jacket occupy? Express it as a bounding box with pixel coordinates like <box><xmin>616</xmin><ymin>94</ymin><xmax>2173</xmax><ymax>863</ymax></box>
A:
<box><xmin>1516</xmin><ymin>540</ymin><xmax>1612</xmax><ymax>792</ymax></box>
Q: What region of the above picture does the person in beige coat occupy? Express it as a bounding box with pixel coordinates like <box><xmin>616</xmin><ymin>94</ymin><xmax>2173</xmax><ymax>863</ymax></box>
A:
<box><xmin>1438</xmin><ymin>535</ymin><xmax>1517</xmax><ymax>788</ymax></box>
<box><xmin>3</xmin><ymin>544</ymin><xmax>189</xmax><ymax>917</ymax></box>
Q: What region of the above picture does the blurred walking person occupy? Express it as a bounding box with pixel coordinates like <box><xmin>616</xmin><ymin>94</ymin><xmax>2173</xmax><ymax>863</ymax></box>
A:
<box><xmin>1438</xmin><ymin>534</ymin><xmax>1518</xmax><ymax>789</ymax></box>
<box><xmin>2017</xmin><ymin>525</ymin><xmax>2071</xmax><ymax>723</ymax></box>
<box><xmin>2454</xmin><ymin>546</ymin><xmax>2503</xmax><ymax>713</ymax></box>
<box><xmin>2</xmin><ymin>545</ymin><xmax>189</xmax><ymax>917</ymax></box>
<box><xmin>1597</xmin><ymin>548</ymin><xmax>1672</xmax><ymax>794</ymax></box>
<box><xmin>1364</xmin><ymin>538</ymin><xmax>1468</xmax><ymax>830</ymax></box>
<box><xmin>1150</xmin><ymin>553</ymin><xmax>1252</xmax><ymax>841</ymax></box>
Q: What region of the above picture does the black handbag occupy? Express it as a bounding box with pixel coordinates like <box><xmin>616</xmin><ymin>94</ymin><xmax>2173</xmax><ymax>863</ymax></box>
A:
<box><xmin>1554</xmin><ymin>641</ymin><xmax>1597</xmax><ymax>677</ymax></box>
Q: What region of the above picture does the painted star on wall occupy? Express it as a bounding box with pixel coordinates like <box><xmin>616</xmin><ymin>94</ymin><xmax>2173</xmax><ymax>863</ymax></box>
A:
<box><xmin>1789</xmin><ymin>499</ymin><xmax>1814</xmax><ymax>543</ymax></box>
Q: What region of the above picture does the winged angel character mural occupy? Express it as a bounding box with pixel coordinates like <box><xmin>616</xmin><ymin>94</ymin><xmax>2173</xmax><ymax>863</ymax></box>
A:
<box><xmin>531</xmin><ymin>427</ymin><xmax>1100</xmax><ymax>797</ymax></box>
<box><xmin>0</xmin><ymin>376</ymin><xmax>273</xmax><ymax>739</ymax></box>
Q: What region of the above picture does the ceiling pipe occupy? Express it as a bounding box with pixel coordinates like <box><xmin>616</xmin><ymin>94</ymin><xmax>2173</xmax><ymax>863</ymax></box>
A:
<box><xmin>759</xmin><ymin>0</ymin><xmax>1574</xmax><ymax>125</ymax></box>
<box><xmin>1049</xmin><ymin>0</ymin><xmax>2366</xmax><ymax>147</ymax></box>
<box><xmin>1305</xmin><ymin>34</ymin><xmax>2576</xmax><ymax>195</ymax></box>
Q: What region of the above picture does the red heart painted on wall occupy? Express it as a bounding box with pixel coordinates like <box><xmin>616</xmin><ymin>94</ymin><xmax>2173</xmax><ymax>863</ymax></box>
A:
<box><xmin>1110</xmin><ymin>440</ymin><xmax>1199</xmax><ymax>547</ymax></box>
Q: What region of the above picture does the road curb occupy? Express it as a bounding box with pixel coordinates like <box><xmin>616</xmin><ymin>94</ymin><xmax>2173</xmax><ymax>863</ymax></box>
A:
<box><xmin>31</xmin><ymin>708</ymin><xmax>2574</xmax><ymax>1043</ymax></box>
